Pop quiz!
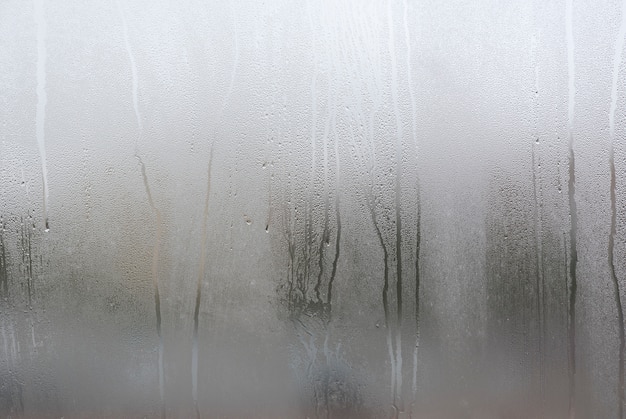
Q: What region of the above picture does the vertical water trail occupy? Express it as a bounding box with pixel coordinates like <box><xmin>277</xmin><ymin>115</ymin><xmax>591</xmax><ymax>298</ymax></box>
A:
<box><xmin>34</xmin><ymin>0</ymin><xmax>49</xmax><ymax>231</ymax></box>
<box><xmin>532</xmin><ymin>135</ymin><xmax>548</xmax><ymax>408</ymax></box>
<box><xmin>315</xmin><ymin>92</ymin><xmax>332</xmax><ymax>305</ymax></box>
<box><xmin>327</xmin><ymin>122</ymin><xmax>341</xmax><ymax>320</ymax></box>
<box><xmin>356</xmin><ymin>48</ymin><xmax>398</xmax><ymax>408</ymax></box>
<box><xmin>308</xmin><ymin>2</ymin><xmax>318</xmax><ymax>304</ymax></box>
<box><xmin>266</xmin><ymin>170</ymin><xmax>273</xmax><ymax>233</ymax></box>
<box><xmin>20</xmin><ymin>218</ymin><xmax>34</xmax><ymax>305</ymax></box>
<box><xmin>27</xmin><ymin>222</ymin><xmax>33</xmax><ymax>305</ymax></box>
<box><xmin>219</xmin><ymin>8</ymin><xmax>239</xmax><ymax>119</ymax></box>
<box><xmin>367</xmin><ymin>185</ymin><xmax>396</xmax><ymax>402</ymax></box>
<box><xmin>403</xmin><ymin>0</ymin><xmax>421</xmax><ymax>402</ymax></box>
<box><xmin>565</xmin><ymin>1</ymin><xmax>578</xmax><ymax>415</ymax></box>
<box><xmin>412</xmin><ymin>188</ymin><xmax>421</xmax><ymax>411</ymax></box>
<box><xmin>137</xmin><ymin>156</ymin><xmax>165</xmax><ymax>419</ymax></box>
<box><xmin>0</xmin><ymin>220</ymin><xmax>7</xmax><ymax>296</ymax></box>
<box><xmin>531</xmin><ymin>32</ymin><xmax>546</xmax><ymax>403</ymax></box>
<box><xmin>322</xmin><ymin>333</ymin><xmax>331</xmax><ymax>419</ymax></box>
<box><xmin>286</xmin><ymin>217</ymin><xmax>296</xmax><ymax>313</ymax></box>
<box><xmin>118</xmin><ymin>1</ymin><xmax>142</xmax><ymax>132</ymax></box>
<box><xmin>609</xmin><ymin>1</ymin><xmax>626</xmax><ymax>415</ymax></box>
<box><xmin>388</xmin><ymin>0</ymin><xmax>404</xmax><ymax>408</ymax></box>
<box><xmin>192</xmin><ymin>147</ymin><xmax>214</xmax><ymax>418</ymax></box>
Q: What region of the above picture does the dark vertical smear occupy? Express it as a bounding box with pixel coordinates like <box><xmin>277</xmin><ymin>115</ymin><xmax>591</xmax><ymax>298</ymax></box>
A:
<box><xmin>192</xmin><ymin>147</ymin><xmax>213</xmax><ymax>419</ymax></box>
<box><xmin>266</xmin><ymin>170</ymin><xmax>273</xmax><ymax>233</ymax></box>
<box><xmin>327</xmin><ymin>194</ymin><xmax>340</xmax><ymax>321</ymax></box>
<box><xmin>315</xmin><ymin>206</ymin><xmax>329</xmax><ymax>304</ymax></box>
<box><xmin>565</xmin><ymin>1</ymin><xmax>577</xmax><ymax>414</ymax></box>
<box><xmin>286</xmin><ymin>220</ymin><xmax>296</xmax><ymax>313</ymax></box>
<box><xmin>327</xmin><ymin>133</ymin><xmax>342</xmax><ymax>322</ymax></box>
<box><xmin>136</xmin><ymin>156</ymin><xmax>165</xmax><ymax>419</ymax></box>
<box><xmin>610</xmin><ymin>147</ymin><xmax>625</xmax><ymax>419</ymax></box>
<box><xmin>44</xmin><ymin>198</ymin><xmax>49</xmax><ymax>231</ymax></box>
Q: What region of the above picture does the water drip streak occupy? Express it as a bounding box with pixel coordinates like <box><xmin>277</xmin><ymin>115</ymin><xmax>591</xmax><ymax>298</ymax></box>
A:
<box><xmin>323</xmin><ymin>332</ymin><xmax>331</xmax><ymax>419</ymax></box>
<box><xmin>27</xmin><ymin>226</ymin><xmax>33</xmax><ymax>305</ymax></box>
<box><xmin>610</xmin><ymin>146</ymin><xmax>625</xmax><ymax>419</ymax></box>
<box><xmin>413</xmin><ymin>188</ymin><xmax>421</xmax><ymax>401</ymax></box>
<box><xmin>219</xmin><ymin>9</ymin><xmax>239</xmax><ymax>120</ymax></box>
<box><xmin>315</xmin><ymin>91</ymin><xmax>334</xmax><ymax>305</ymax></box>
<box><xmin>0</xmin><ymin>228</ymin><xmax>7</xmax><ymax>295</ymax></box>
<box><xmin>565</xmin><ymin>1</ymin><xmax>578</xmax><ymax>415</ymax></box>
<box><xmin>286</xmin><ymin>222</ymin><xmax>296</xmax><ymax>313</ymax></box>
<box><xmin>314</xmin><ymin>198</ymin><xmax>328</xmax><ymax>305</ymax></box>
<box><xmin>137</xmin><ymin>156</ymin><xmax>165</xmax><ymax>418</ymax></box>
<box><xmin>308</xmin><ymin>4</ymin><xmax>318</xmax><ymax>294</ymax></box>
<box><xmin>388</xmin><ymin>0</ymin><xmax>404</xmax><ymax>407</ymax></box>
<box><xmin>192</xmin><ymin>147</ymin><xmax>214</xmax><ymax>418</ymax></box>
<box><xmin>327</xmin><ymin>122</ymin><xmax>342</xmax><ymax>320</ymax></box>
<box><xmin>34</xmin><ymin>0</ymin><xmax>49</xmax><ymax>230</ymax></box>
<box><xmin>532</xmin><ymin>121</ymin><xmax>547</xmax><ymax>397</ymax></box>
<box><xmin>530</xmin><ymin>31</ymin><xmax>547</xmax><ymax>406</ymax></box>
<box><xmin>609</xmin><ymin>2</ymin><xmax>626</xmax><ymax>415</ymax></box>
<box><xmin>20</xmin><ymin>220</ymin><xmax>33</xmax><ymax>306</ymax></box>
<box><xmin>532</xmin><ymin>105</ymin><xmax>544</xmax><ymax>397</ymax></box>
<box><xmin>403</xmin><ymin>0</ymin><xmax>421</xmax><ymax>400</ymax></box>
<box><xmin>118</xmin><ymin>1</ymin><xmax>142</xmax><ymax>132</ymax></box>
<box><xmin>367</xmin><ymin>189</ymin><xmax>395</xmax><ymax>401</ymax></box>
<box><xmin>266</xmin><ymin>170</ymin><xmax>273</xmax><ymax>233</ymax></box>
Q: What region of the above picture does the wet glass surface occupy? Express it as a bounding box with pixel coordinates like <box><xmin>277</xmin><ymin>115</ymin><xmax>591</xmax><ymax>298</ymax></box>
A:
<box><xmin>1</xmin><ymin>0</ymin><xmax>626</xmax><ymax>417</ymax></box>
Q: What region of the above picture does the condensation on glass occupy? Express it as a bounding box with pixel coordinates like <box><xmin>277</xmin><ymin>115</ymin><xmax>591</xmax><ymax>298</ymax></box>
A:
<box><xmin>1</xmin><ymin>0</ymin><xmax>625</xmax><ymax>417</ymax></box>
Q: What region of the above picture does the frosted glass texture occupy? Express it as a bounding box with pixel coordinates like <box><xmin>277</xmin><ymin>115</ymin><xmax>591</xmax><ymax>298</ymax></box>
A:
<box><xmin>2</xmin><ymin>0</ymin><xmax>626</xmax><ymax>417</ymax></box>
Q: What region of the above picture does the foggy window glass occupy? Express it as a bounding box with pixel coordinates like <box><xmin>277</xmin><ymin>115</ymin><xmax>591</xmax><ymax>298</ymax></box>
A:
<box><xmin>1</xmin><ymin>0</ymin><xmax>626</xmax><ymax>417</ymax></box>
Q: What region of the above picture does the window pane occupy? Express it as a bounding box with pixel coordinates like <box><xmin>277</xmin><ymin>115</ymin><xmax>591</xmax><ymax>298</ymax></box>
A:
<box><xmin>0</xmin><ymin>0</ymin><xmax>623</xmax><ymax>417</ymax></box>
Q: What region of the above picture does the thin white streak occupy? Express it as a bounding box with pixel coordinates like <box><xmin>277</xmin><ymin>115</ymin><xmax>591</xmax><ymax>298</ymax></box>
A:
<box><xmin>610</xmin><ymin>0</ymin><xmax>626</xmax><ymax>140</ymax></box>
<box><xmin>566</xmin><ymin>0</ymin><xmax>575</xmax><ymax>134</ymax></box>
<box><xmin>34</xmin><ymin>0</ymin><xmax>49</xmax><ymax>230</ymax></box>
<box><xmin>118</xmin><ymin>1</ymin><xmax>142</xmax><ymax>134</ymax></box>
